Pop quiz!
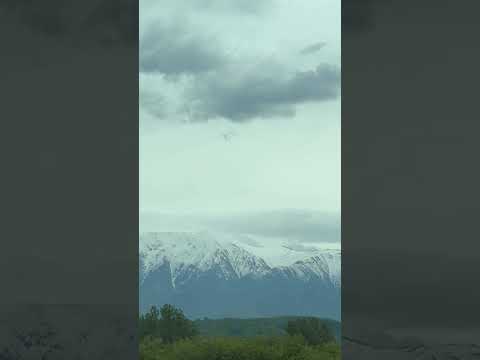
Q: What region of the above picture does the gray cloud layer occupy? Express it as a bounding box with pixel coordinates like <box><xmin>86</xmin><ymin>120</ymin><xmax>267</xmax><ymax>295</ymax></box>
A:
<box><xmin>186</xmin><ymin>63</ymin><xmax>340</xmax><ymax>122</ymax></box>
<box><xmin>140</xmin><ymin>24</ymin><xmax>226</xmax><ymax>75</ymax></box>
<box><xmin>139</xmin><ymin>2</ymin><xmax>340</xmax><ymax>124</ymax></box>
<box><xmin>210</xmin><ymin>210</ymin><xmax>340</xmax><ymax>243</ymax></box>
<box><xmin>140</xmin><ymin>210</ymin><xmax>340</xmax><ymax>243</ymax></box>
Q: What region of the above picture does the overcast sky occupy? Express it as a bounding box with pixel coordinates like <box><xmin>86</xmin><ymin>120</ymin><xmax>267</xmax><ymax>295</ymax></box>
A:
<box><xmin>139</xmin><ymin>0</ymin><xmax>340</xmax><ymax>239</ymax></box>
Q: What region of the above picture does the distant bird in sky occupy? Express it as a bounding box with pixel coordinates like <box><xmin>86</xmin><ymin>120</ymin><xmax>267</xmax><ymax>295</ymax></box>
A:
<box><xmin>221</xmin><ymin>131</ymin><xmax>237</xmax><ymax>142</ymax></box>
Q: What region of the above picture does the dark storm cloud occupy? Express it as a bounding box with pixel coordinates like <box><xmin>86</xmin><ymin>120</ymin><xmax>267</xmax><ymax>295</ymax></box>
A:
<box><xmin>0</xmin><ymin>0</ymin><xmax>137</xmax><ymax>45</ymax></box>
<box><xmin>300</xmin><ymin>42</ymin><xmax>326</xmax><ymax>55</ymax></box>
<box><xmin>188</xmin><ymin>64</ymin><xmax>340</xmax><ymax>122</ymax></box>
<box><xmin>140</xmin><ymin>24</ymin><xmax>227</xmax><ymax>76</ymax></box>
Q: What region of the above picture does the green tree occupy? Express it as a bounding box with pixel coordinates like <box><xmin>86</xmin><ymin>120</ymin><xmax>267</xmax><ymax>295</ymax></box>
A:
<box><xmin>139</xmin><ymin>304</ymin><xmax>197</xmax><ymax>343</ymax></box>
<box><xmin>285</xmin><ymin>318</ymin><xmax>335</xmax><ymax>346</ymax></box>
<box><xmin>139</xmin><ymin>305</ymin><xmax>161</xmax><ymax>339</ymax></box>
<box><xmin>160</xmin><ymin>304</ymin><xmax>197</xmax><ymax>343</ymax></box>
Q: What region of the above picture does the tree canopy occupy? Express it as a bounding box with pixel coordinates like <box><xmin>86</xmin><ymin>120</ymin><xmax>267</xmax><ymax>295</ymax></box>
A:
<box><xmin>139</xmin><ymin>304</ymin><xmax>197</xmax><ymax>343</ymax></box>
<box><xmin>285</xmin><ymin>317</ymin><xmax>335</xmax><ymax>346</ymax></box>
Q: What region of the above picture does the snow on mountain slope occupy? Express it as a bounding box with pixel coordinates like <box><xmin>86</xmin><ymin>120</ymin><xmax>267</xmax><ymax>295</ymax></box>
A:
<box><xmin>139</xmin><ymin>231</ymin><xmax>340</xmax><ymax>287</ymax></box>
<box><xmin>140</xmin><ymin>231</ymin><xmax>341</xmax><ymax>319</ymax></box>
<box><xmin>227</xmin><ymin>234</ymin><xmax>341</xmax><ymax>285</ymax></box>
<box><xmin>287</xmin><ymin>253</ymin><xmax>341</xmax><ymax>286</ymax></box>
<box><xmin>139</xmin><ymin>232</ymin><xmax>271</xmax><ymax>287</ymax></box>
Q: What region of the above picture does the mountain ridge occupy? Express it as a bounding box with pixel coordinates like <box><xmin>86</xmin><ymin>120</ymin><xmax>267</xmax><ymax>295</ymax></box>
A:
<box><xmin>139</xmin><ymin>231</ymin><xmax>341</xmax><ymax>320</ymax></box>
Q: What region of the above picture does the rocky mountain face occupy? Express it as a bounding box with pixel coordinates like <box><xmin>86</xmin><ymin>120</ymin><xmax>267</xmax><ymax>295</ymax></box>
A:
<box><xmin>139</xmin><ymin>232</ymin><xmax>341</xmax><ymax>320</ymax></box>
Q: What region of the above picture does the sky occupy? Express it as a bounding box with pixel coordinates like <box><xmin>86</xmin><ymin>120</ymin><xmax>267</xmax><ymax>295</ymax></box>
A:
<box><xmin>139</xmin><ymin>0</ymin><xmax>341</xmax><ymax>243</ymax></box>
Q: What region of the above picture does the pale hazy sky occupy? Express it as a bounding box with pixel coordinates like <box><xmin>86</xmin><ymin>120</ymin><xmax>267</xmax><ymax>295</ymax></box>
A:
<box><xmin>139</xmin><ymin>0</ymin><xmax>341</xmax><ymax>225</ymax></box>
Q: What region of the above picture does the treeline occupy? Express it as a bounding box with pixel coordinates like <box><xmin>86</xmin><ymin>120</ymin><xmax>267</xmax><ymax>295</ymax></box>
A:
<box><xmin>139</xmin><ymin>305</ymin><xmax>340</xmax><ymax>360</ymax></box>
<box><xmin>194</xmin><ymin>316</ymin><xmax>341</xmax><ymax>341</ymax></box>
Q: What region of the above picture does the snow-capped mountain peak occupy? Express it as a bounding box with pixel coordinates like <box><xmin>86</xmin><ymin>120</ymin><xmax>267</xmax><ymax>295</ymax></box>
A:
<box><xmin>139</xmin><ymin>231</ymin><xmax>341</xmax><ymax>320</ymax></box>
<box><xmin>139</xmin><ymin>232</ymin><xmax>271</xmax><ymax>287</ymax></box>
<box><xmin>140</xmin><ymin>231</ymin><xmax>340</xmax><ymax>287</ymax></box>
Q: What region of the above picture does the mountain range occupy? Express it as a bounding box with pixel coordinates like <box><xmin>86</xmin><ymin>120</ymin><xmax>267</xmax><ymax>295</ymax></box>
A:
<box><xmin>139</xmin><ymin>231</ymin><xmax>341</xmax><ymax>320</ymax></box>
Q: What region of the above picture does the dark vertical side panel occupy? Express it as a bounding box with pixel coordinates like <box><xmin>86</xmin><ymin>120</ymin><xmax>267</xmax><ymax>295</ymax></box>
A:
<box><xmin>343</xmin><ymin>0</ymin><xmax>480</xmax><ymax>357</ymax></box>
<box><xmin>0</xmin><ymin>0</ymin><xmax>139</xmax><ymax>358</ymax></box>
